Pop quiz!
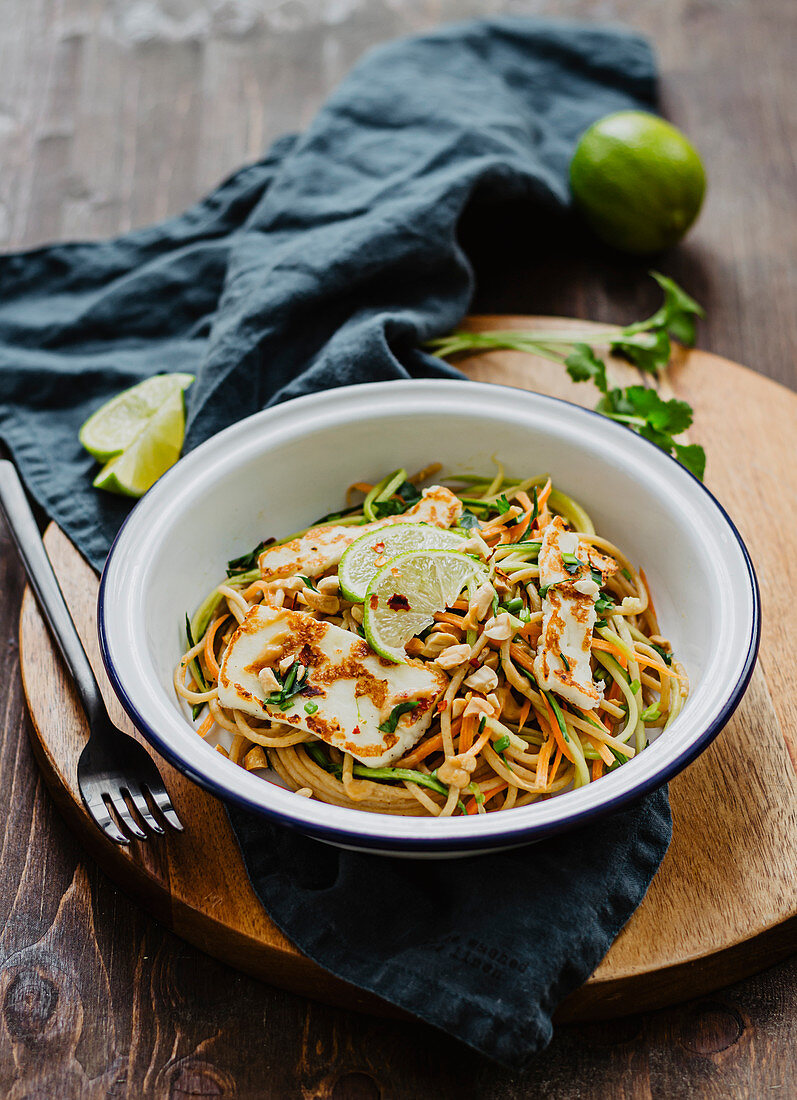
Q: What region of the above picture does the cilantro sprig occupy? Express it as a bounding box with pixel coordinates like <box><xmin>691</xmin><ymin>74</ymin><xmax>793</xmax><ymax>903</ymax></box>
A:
<box><xmin>425</xmin><ymin>272</ymin><xmax>706</xmax><ymax>480</ymax></box>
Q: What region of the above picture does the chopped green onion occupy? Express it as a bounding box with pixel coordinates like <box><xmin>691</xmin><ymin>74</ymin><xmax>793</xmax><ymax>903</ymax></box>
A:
<box><xmin>377</xmin><ymin>700</ymin><xmax>419</xmax><ymax>734</ymax></box>
<box><xmin>630</xmin><ymin>679</ymin><xmax>640</xmax><ymax>694</ymax></box>
<box><xmin>304</xmin><ymin>702</ymin><xmax>319</xmax><ymax>715</ymax></box>
<box><xmin>640</xmin><ymin>703</ymin><xmax>661</xmax><ymax>723</ymax></box>
<box><xmin>560</xmin><ymin>652</ymin><xmax>570</xmax><ymax>672</ymax></box>
<box><xmin>478</xmin><ymin>715</ymin><xmax>486</xmax><ymax>735</ymax></box>
<box><xmin>493</xmin><ymin>734</ymin><xmax>511</xmax><ymax>753</ymax></box>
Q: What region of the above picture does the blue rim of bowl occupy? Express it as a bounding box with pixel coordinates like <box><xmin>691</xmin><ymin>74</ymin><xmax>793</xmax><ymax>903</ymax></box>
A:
<box><xmin>97</xmin><ymin>381</ymin><xmax>761</xmax><ymax>852</ymax></box>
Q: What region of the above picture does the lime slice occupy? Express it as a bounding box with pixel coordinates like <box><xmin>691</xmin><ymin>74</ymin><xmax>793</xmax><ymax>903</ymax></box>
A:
<box><xmin>569</xmin><ymin>110</ymin><xmax>706</xmax><ymax>254</ymax></box>
<box><xmin>79</xmin><ymin>372</ymin><xmax>194</xmax><ymax>462</ymax></box>
<box><xmin>92</xmin><ymin>388</ymin><xmax>186</xmax><ymax>497</ymax></box>
<box><xmin>339</xmin><ymin>522</ymin><xmax>466</xmax><ymax>603</ymax></box>
<box><xmin>363</xmin><ymin>550</ymin><xmax>488</xmax><ymax>664</ymax></box>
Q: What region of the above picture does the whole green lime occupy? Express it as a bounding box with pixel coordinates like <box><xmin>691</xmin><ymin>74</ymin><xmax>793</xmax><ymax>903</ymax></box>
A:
<box><xmin>570</xmin><ymin>111</ymin><xmax>706</xmax><ymax>254</ymax></box>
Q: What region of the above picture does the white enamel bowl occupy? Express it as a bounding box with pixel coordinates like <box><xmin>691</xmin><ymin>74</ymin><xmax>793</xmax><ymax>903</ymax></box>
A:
<box><xmin>99</xmin><ymin>380</ymin><xmax>759</xmax><ymax>856</ymax></box>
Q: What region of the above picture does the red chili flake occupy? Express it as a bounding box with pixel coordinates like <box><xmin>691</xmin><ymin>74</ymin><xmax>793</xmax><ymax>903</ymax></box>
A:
<box><xmin>469</xmin><ymin>658</ymin><xmax>480</xmax><ymax>667</ymax></box>
<box><xmin>369</xmin><ymin>594</ymin><xmax>379</xmax><ymax>610</ymax></box>
<box><xmin>437</xmin><ymin>699</ymin><xmax>448</xmax><ymax>713</ymax></box>
<box><xmin>353</xmin><ymin>725</ymin><xmax>361</xmax><ymax>736</ymax></box>
<box><xmin>388</xmin><ymin>593</ymin><xmax>411</xmax><ymax>611</ymax></box>
<box><xmin>372</xmin><ymin>540</ymin><xmax>386</xmax><ymax>553</ymax></box>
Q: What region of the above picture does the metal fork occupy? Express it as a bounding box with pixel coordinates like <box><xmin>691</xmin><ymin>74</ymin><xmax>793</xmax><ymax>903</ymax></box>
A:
<box><xmin>0</xmin><ymin>460</ymin><xmax>183</xmax><ymax>845</ymax></box>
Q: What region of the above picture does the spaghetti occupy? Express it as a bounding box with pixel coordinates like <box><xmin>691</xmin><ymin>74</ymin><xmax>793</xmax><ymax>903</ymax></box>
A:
<box><xmin>175</xmin><ymin>466</ymin><xmax>688</xmax><ymax>816</ymax></box>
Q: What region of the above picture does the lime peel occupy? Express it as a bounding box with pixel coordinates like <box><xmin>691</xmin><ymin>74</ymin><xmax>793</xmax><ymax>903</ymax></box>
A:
<box><xmin>339</xmin><ymin>522</ymin><xmax>466</xmax><ymax>603</ymax></box>
<box><xmin>363</xmin><ymin>550</ymin><xmax>488</xmax><ymax>664</ymax></box>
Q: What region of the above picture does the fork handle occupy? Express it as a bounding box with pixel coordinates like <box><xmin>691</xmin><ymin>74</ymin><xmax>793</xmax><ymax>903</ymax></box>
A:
<box><xmin>0</xmin><ymin>460</ymin><xmax>106</xmax><ymax>725</ymax></box>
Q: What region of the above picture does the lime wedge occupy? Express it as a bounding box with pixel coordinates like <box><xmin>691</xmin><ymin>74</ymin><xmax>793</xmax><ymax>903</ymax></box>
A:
<box><xmin>79</xmin><ymin>372</ymin><xmax>194</xmax><ymax>462</ymax></box>
<box><xmin>92</xmin><ymin>388</ymin><xmax>186</xmax><ymax>497</ymax></box>
<box><xmin>363</xmin><ymin>550</ymin><xmax>488</xmax><ymax>664</ymax></box>
<box><xmin>339</xmin><ymin>522</ymin><xmax>466</xmax><ymax>603</ymax></box>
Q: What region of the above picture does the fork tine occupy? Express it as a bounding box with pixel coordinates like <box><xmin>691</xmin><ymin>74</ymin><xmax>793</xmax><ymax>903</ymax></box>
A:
<box><xmin>144</xmin><ymin>784</ymin><xmax>184</xmax><ymax>831</ymax></box>
<box><xmin>125</xmin><ymin>782</ymin><xmax>164</xmax><ymax>835</ymax></box>
<box><xmin>84</xmin><ymin>790</ymin><xmax>130</xmax><ymax>846</ymax></box>
<box><xmin>108</xmin><ymin>790</ymin><xmax>148</xmax><ymax>840</ymax></box>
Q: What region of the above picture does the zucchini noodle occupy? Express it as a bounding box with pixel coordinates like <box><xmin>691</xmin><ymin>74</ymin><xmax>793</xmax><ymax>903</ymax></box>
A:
<box><xmin>174</xmin><ymin>464</ymin><xmax>688</xmax><ymax>816</ymax></box>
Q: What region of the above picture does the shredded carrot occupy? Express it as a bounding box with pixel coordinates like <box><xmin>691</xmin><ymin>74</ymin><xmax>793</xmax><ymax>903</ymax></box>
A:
<box><xmin>633</xmin><ymin>651</ymin><xmax>687</xmax><ymax>682</ymax></box>
<box><xmin>203</xmin><ymin>615</ymin><xmax>229</xmax><ymax>679</ymax></box>
<box><xmin>467</xmin><ymin>726</ymin><xmax>492</xmax><ymax>759</ymax></box>
<box><xmin>402</xmin><ymin>730</ymin><xmax>445</xmax><ymax>767</ymax></box>
<box><xmin>509</xmin><ymin>643</ymin><xmax>537</xmax><ymax>675</ymax></box>
<box><xmin>195</xmin><ymin>711</ymin><xmax>215</xmax><ymax>739</ymax></box>
<box><xmin>591</xmin><ymin>636</ymin><xmax>629</xmax><ymax>668</ymax></box>
<box><xmin>517</xmin><ymin>698</ymin><xmax>531</xmax><ymax>734</ymax></box>
<box><xmin>517</xmin><ymin>621</ymin><xmax>542</xmax><ymax>645</ymax></box>
<box><xmin>465</xmin><ymin>781</ymin><xmax>508</xmax><ymax>815</ymax></box>
<box><xmin>242</xmin><ymin>579</ymin><xmax>269</xmax><ymax>600</ymax></box>
<box><xmin>349</xmin><ymin>481</ymin><xmax>372</xmax><ymax>494</ymax></box>
<box><xmin>607</xmin><ymin>679</ymin><xmax>622</xmax><ymax>703</ymax></box>
<box><xmin>549</xmin><ymin>745</ymin><xmax>563</xmax><ymax>781</ymax></box>
<box><xmin>458</xmin><ymin>712</ymin><xmax>478</xmax><ymax>754</ymax></box>
<box><xmin>542</xmin><ymin>695</ymin><xmax>576</xmax><ymax>764</ymax></box>
<box><xmin>592</xmin><ymin>758</ymin><xmax>604</xmax><ymax>780</ymax></box>
<box><xmin>535</xmin><ymin>733</ymin><xmax>554</xmax><ymax>788</ymax></box>
<box><xmin>537</xmin><ymin>478</ymin><xmax>552</xmax><ymax>510</ymax></box>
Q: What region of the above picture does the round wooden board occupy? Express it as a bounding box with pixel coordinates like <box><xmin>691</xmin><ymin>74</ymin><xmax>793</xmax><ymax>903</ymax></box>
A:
<box><xmin>18</xmin><ymin>317</ymin><xmax>797</xmax><ymax>1023</ymax></box>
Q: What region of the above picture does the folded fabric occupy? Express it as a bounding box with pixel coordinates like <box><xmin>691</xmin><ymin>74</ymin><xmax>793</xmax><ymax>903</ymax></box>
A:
<box><xmin>0</xmin><ymin>16</ymin><xmax>670</xmax><ymax>1066</ymax></box>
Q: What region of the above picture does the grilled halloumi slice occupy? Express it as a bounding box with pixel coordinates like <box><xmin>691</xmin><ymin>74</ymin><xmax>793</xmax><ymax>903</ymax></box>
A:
<box><xmin>217</xmin><ymin>604</ymin><xmax>448</xmax><ymax>766</ymax></box>
<box><xmin>533</xmin><ymin>516</ymin><xmax>603</xmax><ymax>711</ymax></box>
<box><xmin>258</xmin><ymin>485</ymin><xmax>462</xmax><ymax>582</ymax></box>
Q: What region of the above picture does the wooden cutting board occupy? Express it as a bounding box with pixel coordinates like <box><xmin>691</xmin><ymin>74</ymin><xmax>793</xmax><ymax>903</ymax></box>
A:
<box><xmin>17</xmin><ymin>318</ymin><xmax>797</xmax><ymax>1022</ymax></box>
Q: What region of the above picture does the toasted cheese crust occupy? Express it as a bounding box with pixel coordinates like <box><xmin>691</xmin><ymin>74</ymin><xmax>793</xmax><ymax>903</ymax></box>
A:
<box><xmin>257</xmin><ymin>485</ymin><xmax>463</xmax><ymax>582</ymax></box>
<box><xmin>533</xmin><ymin>516</ymin><xmax>602</xmax><ymax>710</ymax></box>
<box><xmin>217</xmin><ymin>604</ymin><xmax>448</xmax><ymax>766</ymax></box>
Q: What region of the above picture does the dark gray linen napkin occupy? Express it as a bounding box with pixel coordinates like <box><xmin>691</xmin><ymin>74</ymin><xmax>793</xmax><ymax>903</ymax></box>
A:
<box><xmin>0</xmin><ymin>17</ymin><xmax>671</xmax><ymax>1066</ymax></box>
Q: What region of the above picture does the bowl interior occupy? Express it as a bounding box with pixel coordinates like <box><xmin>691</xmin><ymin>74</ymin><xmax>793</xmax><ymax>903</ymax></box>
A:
<box><xmin>100</xmin><ymin>381</ymin><xmax>757</xmax><ymax>850</ymax></box>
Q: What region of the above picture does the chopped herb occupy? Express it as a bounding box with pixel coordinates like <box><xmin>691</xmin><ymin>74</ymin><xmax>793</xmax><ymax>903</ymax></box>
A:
<box><xmin>606</xmin><ymin>747</ymin><xmax>628</xmax><ymax>772</ymax></box>
<box><xmin>595</xmin><ymin>618</ymin><xmax>607</xmax><ymax>629</ymax></box>
<box><xmin>640</xmin><ymin>703</ymin><xmax>661</xmax><ymax>722</ymax></box>
<box><xmin>226</xmin><ymin>540</ymin><xmax>269</xmax><ymax>577</ymax></box>
<box><xmin>425</xmin><ymin>273</ymin><xmax>706</xmax><ymax>479</ymax></box>
<box><xmin>305</xmin><ymin>741</ymin><xmax>333</xmax><ymax>769</ymax></box>
<box><xmin>478</xmin><ymin>716</ymin><xmax>486</xmax><ymax>735</ymax></box>
<box><xmin>339</xmin><ymin>764</ymin><xmax>447</xmax><ymax>796</ymax></box>
<box><xmin>621</xmin><ymin>567</ymin><xmax>632</xmax><ymax>581</ymax></box>
<box><xmin>304</xmin><ymin>702</ymin><xmax>319</xmax><ymax>715</ymax></box>
<box><xmin>263</xmin><ymin>661</ymin><xmax>311</xmax><ymax>711</ymax></box>
<box><xmin>459</xmin><ymin>509</ymin><xmax>481</xmax><ymax>530</ymax></box>
<box><xmin>651</xmin><ymin>642</ymin><xmax>673</xmax><ymax>666</ymax></box>
<box><xmin>595</xmin><ymin>595</ymin><xmax>615</xmax><ymax>614</ymax></box>
<box><xmin>299</xmin><ymin>575</ymin><xmax>318</xmax><ymax>592</ymax></box>
<box><xmin>378</xmin><ymin>700</ymin><xmax>419</xmax><ymax>734</ymax></box>
<box><xmin>560</xmin><ymin>652</ymin><xmax>570</xmax><ymax>672</ymax></box>
<box><xmin>493</xmin><ymin>735</ymin><xmax>511</xmax><ymax>753</ymax></box>
<box><xmin>495</xmin><ymin>494</ymin><xmax>512</xmax><ymax>515</ymax></box>
<box><xmin>630</xmin><ymin>679</ymin><xmax>641</xmax><ymax>694</ymax></box>
<box><xmin>539</xmin><ymin>583</ymin><xmax>553</xmax><ymax>598</ymax></box>
<box><xmin>372</xmin><ymin>480</ymin><xmax>422</xmax><ymax>518</ymax></box>
<box><xmin>590</xmin><ymin>567</ymin><xmax>604</xmax><ymax>587</ymax></box>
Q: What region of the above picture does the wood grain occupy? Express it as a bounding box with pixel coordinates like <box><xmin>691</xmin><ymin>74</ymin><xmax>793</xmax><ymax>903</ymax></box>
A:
<box><xmin>15</xmin><ymin>323</ymin><xmax>797</xmax><ymax>1039</ymax></box>
<box><xmin>1</xmin><ymin>0</ymin><xmax>796</xmax><ymax>1096</ymax></box>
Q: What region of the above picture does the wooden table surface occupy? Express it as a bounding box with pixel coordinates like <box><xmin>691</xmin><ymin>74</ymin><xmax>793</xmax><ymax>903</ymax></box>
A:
<box><xmin>0</xmin><ymin>1</ymin><xmax>794</xmax><ymax>1097</ymax></box>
